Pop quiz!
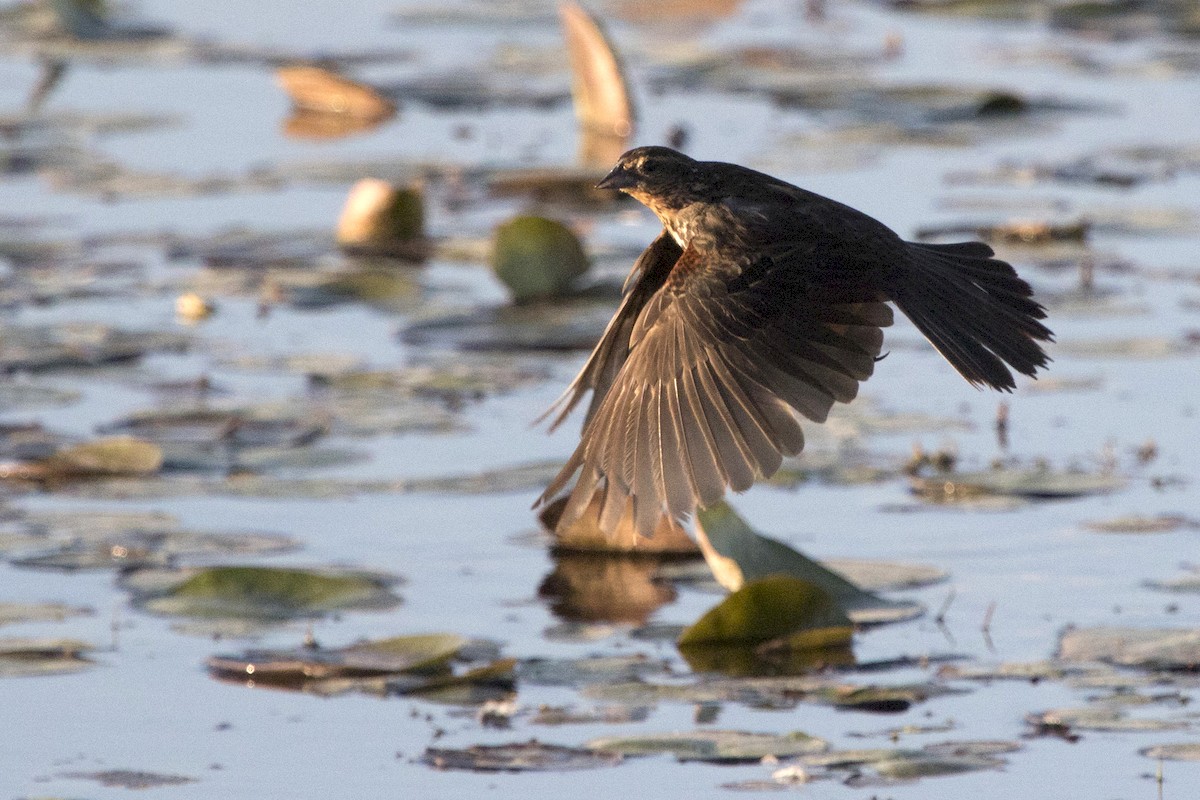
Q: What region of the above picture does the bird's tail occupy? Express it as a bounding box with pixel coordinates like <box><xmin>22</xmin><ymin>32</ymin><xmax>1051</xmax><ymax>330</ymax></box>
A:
<box><xmin>886</xmin><ymin>241</ymin><xmax>1053</xmax><ymax>390</ymax></box>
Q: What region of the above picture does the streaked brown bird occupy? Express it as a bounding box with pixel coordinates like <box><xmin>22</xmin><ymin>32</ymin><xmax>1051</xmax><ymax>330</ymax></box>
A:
<box><xmin>537</xmin><ymin>146</ymin><xmax>1052</xmax><ymax>538</ymax></box>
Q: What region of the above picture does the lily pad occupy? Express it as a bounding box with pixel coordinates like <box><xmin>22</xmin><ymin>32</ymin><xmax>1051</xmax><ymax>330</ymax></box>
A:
<box><xmin>911</xmin><ymin>465</ymin><xmax>1124</xmax><ymax>501</ymax></box>
<box><xmin>678</xmin><ymin>575</ymin><xmax>853</xmax><ymax>651</ymax></box>
<box><xmin>1058</xmin><ymin>627</ymin><xmax>1200</xmax><ymax>670</ymax></box>
<box><xmin>60</xmin><ymin>769</ymin><xmax>196</xmax><ymax>789</ymax></box>
<box><xmin>1141</xmin><ymin>743</ymin><xmax>1200</xmax><ymax>762</ymax></box>
<box><xmin>132</xmin><ymin>566</ymin><xmax>401</xmax><ymax>621</ymax></box>
<box><xmin>1028</xmin><ymin>707</ymin><xmax>1188</xmax><ymax>732</ymax></box>
<box><xmin>0</xmin><ymin>602</ymin><xmax>91</xmax><ymax>626</ymax></box>
<box><xmin>694</xmin><ymin>503</ymin><xmax>925</xmax><ymax>624</ymax></box>
<box><xmin>423</xmin><ymin>741</ymin><xmax>621</xmax><ymax>772</ymax></box>
<box><xmin>1084</xmin><ymin>514</ymin><xmax>1196</xmax><ymax>534</ymax></box>
<box><xmin>586</xmin><ymin>730</ymin><xmax>827</xmax><ymax>763</ymax></box>
<box><xmin>802</xmin><ymin>740</ymin><xmax>1018</xmax><ymax>784</ymax></box>
<box><xmin>491</xmin><ymin>215</ymin><xmax>590</xmax><ymax>303</ymax></box>
<box><xmin>44</xmin><ymin>436</ymin><xmax>162</xmax><ymax>477</ymax></box>
<box><xmin>0</xmin><ymin>637</ymin><xmax>94</xmax><ymax>677</ymax></box>
<box><xmin>207</xmin><ymin>632</ymin><xmax>467</xmax><ymax>689</ymax></box>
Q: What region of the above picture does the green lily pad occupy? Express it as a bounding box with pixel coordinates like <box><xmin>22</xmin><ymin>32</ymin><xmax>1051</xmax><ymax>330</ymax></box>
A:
<box><xmin>695</xmin><ymin>503</ymin><xmax>925</xmax><ymax>624</ymax></box>
<box><xmin>491</xmin><ymin>215</ymin><xmax>590</xmax><ymax>302</ymax></box>
<box><xmin>423</xmin><ymin>741</ymin><xmax>621</xmax><ymax>772</ymax></box>
<box><xmin>585</xmin><ymin>730</ymin><xmax>827</xmax><ymax>763</ymax></box>
<box><xmin>678</xmin><ymin>575</ymin><xmax>853</xmax><ymax>651</ymax></box>
<box><xmin>133</xmin><ymin>566</ymin><xmax>401</xmax><ymax>621</ymax></box>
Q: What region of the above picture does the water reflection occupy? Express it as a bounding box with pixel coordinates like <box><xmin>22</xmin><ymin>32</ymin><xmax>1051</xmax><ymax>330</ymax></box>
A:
<box><xmin>539</xmin><ymin>552</ymin><xmax>685</xmax><ymax>624</ymax></box>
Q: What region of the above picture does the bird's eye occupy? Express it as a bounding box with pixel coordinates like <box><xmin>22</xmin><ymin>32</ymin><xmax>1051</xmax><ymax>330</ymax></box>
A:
<box><xmin>641</xmin><ymin>160</ymin><xmax>660</xmax><ymax>175</ymax></box>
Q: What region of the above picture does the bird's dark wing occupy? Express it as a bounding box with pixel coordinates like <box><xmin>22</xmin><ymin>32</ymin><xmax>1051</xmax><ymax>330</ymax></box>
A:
<box><xmin>540</xmin><ymin>230</ymin><xmax>683</xmax><ymax>431</ymax></box>
<box><xmin>539</xmin><ymin>239</ymin><xmax>893</xmax><ymax>537</ymax></box>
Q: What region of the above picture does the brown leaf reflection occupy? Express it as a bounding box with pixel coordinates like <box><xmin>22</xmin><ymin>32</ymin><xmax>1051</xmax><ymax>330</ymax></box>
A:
<box><xmin>282</xmin><ymin>108</ymin><xmax>392</xmax><ymax>141</ymax></box>
<box><xmin>539</xmin><ymin>552</ymin><xmax>686</xmax><ymax>625</ymax></box>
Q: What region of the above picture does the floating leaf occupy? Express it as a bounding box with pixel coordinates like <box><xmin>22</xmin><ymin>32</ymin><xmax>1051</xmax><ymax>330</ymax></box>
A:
<box><xmin>911</xmin><ymin>465</ymin><xmax>1124</xmax><ymax>501</ymax></box>
<box><xmin>695</xmin><ymin>503</ymin><xmax>924</xmax><ymax>624</ymax></box>
<box><xmin>802</xmin><ymin>740</ymin><xmax>1018</xmax><ymax>784</ymax></box>
<box><xmin>43</xmin><ymin>436</ymin><xmax>162</xmax><ymax>477</ymax></box>
<box><xmin>0</xmin><ymin>602</ymin><xmax>91</xmax><ymax>626</ymax></box>
<box><xmin>585</xmin><ymin>730</ymin><xmax>826</xmax><ymax>763</ymax></box>
<box><xmin>678</xmin><ymin>575</ymin><xmax>853</xmax><ymax>651</ymax></box>
<box><xmin>491</xmin><ymin>215</ymin><xmax>590</xmax><ymax>303</ymax></box>
<box><xmin>1028</xmin><ymin>707</ymin><xmax>1187</xmax><ymax>732</ymax></box>
<box><xmin>1084</xmin><ymin>514</ymin><xmax>1196</xmax><ymax>534</ymax></box>
<box><xmin>1058</xmin><ymin>627</ymin><xmax>1200</xmax><ymax>670</ymax></box>
<box><xmin>518</xmin><ymin>653</ymin><xmax>671</xmax><ymax>688</ymax></box>
<box><xmin>134</xmin><ymin>566</ymin><xmax>401</xmax><ymax>621</ymax></box>
<box><xmin>1141</xmin><ymin>743</ymin><xmax>1200</xmax><ymax>762</ymax></box>
<box><xmin>821</xmin><ymin>558</ymin><xmax>948</xmax><ymax>592</ymax></box>
<box><xmin>0</xmin><ymin>637</ymin><xmax>94</xmax><ymax>677</ymax></box>
<box><xmin>207</xmin><ymin>633</ymin><xmax>467</xmax><ymax>690</ymax></box>
<box><xmin>423</xmin><ymin>741</ymin><xmax>620</xmax><ymax>772</ymax></box>
<box><xmin>59</xmin><ymin>769</ymin><xmax>196</xmax><ymax>789</ymax></box>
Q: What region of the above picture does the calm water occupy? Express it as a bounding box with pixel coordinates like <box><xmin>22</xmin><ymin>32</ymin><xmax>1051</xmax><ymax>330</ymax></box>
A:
<box><xmin>2</xmin><ymin>1</ymin><xmax>1200</xmax><ymax>797</ymax></box>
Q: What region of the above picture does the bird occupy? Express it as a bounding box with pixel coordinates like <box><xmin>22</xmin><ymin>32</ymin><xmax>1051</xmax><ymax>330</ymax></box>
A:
<box><xmin>536</xmin><ymin>146</ymin><xmax>1052</xmax><ymax>539</ymax></box>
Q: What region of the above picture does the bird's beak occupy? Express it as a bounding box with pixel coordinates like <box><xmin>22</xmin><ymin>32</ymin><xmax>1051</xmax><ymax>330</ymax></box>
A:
<box><xmin>596</xmin><ymin>165</ymin><xmax>635</xmax><ymax>191</ymax></box>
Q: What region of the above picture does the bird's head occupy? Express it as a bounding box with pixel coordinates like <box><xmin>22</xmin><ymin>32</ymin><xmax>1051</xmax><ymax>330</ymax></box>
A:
<box><xmin>596</xmin><ymin>146</ymin><xmax>704</xmax><ymax>207</ymax></box>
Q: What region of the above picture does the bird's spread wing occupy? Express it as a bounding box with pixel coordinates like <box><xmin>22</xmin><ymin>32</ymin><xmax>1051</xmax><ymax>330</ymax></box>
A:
<box><xmin>539</xmin><ymin>230</ymin><xmax>682</xmax><ymax>431</ymax></box>
<box><xmin>539</xmin><ymin>238</ymin><xmax>894</xmax><ymax>538</ymax></box>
